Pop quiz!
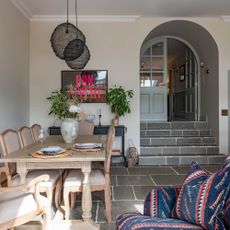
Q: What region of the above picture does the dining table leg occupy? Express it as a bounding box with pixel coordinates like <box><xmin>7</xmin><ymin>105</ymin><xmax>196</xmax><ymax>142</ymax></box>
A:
<box><xmin>81</xmin><ymin>161</ymin><xmax>92</xmax><ymax>222</ymax></box>
<box><xmin>16</xmin><ymin>162</ymin><xmax>27</xmax><ymax>184</ymax></box>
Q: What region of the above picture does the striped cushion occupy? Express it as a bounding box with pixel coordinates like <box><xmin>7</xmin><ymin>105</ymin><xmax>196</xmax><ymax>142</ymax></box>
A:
<box><xmin>144</xmin><ymin>186</ymin><xmax>180</xmax><ymax>218</ymax></box>
<box><xmin>174</xmin><ymin>160</ymin><xmax>230</xmax><ymax>230</ymax></box>
<box><xmin>116</xmin><ymin>213</ymin><xmax>203</xmax><ymax>230</ymax></box>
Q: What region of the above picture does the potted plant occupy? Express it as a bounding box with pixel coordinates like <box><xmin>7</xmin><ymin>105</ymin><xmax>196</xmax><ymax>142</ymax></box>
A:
<box><xmin>47</xmin><ymin>90</ymin><xmax>81</xmax><ymax>143</ymax></box>
<box><xmin>107</xmin><ymin>85</ymin><xmax>134</xmax><ymax>125</ymax></box>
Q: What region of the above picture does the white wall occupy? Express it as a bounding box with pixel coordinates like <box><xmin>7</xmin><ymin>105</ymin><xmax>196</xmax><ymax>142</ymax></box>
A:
<box><xmin>0</xmin><ymin>0</ymin><xmax>29</xmax><ymax>131</ymax></box>
<box><xmin>29</xmin><ymin>18</ymin><xmax>230</xmax><ymax>154</ymax></box>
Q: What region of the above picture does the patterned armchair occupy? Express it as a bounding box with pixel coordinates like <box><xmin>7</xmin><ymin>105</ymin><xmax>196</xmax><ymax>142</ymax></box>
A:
<box><xmin>116</xmin><ymin>158</ymin><xmax>230</xmax><ymax>230</ymax></box>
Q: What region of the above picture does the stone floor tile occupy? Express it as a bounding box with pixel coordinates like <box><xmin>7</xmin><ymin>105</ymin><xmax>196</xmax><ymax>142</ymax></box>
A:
<box><xmin>110</xmin><ymin>176</ymin><xmax>117</xmax><ymax>186</ymax></box>
<box><xmin>128</xmin><ymin>167</ymin><xmax>176</xmax><ymax>175</ymax></box>
<box><xmin>201</xmin><ymin>164</ymin><xmax>221</xmax><ymax>173</ymax></box>
<box><xmin>111</xmin><ymin>167</ymin><xmax>128</xmax><ymax>175</ymax></box>
<box><xmin>133</xmin><ymin>186</ymin><xmax>153</xmax><ymax>200</ymax></box>
<box><xmin>97</xmin><ymin>201</ymin><xmax>143</xmax><ymax>222</ymax></box>
<box><xmin>117</xmin><ymin>175</ymin><xmax>154</xmax><ymax>186</ymax></box>
<box><xmin>172</xmin><ymin>165</ymin><xmax>191</xmax><ymax>174</ymax></box>
<box><xmin>151</xmin><ymin>174</ymin><xmax>186</xmax><ymax>186</ymax></box>
<box><xmin>113</xmin><ymin>186</ymin><xmax>135</xmax><ymax>200</ymax></box>
<box><xmin>100</xmin><ymin>223</ymin><xmax>116</xmax><ymax>230</ymax></box>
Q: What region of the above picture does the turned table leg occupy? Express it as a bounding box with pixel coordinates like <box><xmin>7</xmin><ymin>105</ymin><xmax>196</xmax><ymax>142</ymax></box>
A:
<box><xmin>81</xmin><ymin>162</ymin><xmax>92</xmax><ymax>222</ymax></box>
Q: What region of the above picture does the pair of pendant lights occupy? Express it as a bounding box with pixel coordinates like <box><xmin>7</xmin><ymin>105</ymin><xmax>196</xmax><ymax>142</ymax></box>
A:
<box><xmin>50</xmin><ymin>0</ymin><xmax>90</xmax><ymax>69</ymax></box>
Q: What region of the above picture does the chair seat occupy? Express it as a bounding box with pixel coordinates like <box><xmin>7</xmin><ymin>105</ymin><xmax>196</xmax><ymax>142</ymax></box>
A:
<box><xmin>116</xmin><ymin>213</ymin><xmax>204</xmax><ymax>230</ymax></box>
<box><xmin>0</xmin><ymin>190</ymin><xmax>47</xmax><ymax>224</ymax></box>
<box><xmin>12</xmin><ymin>170</ymin><xmax>61</xmax><ymax>188</ymax></box>
<box><xmin>64</xmin><ymin>169</ymin><xmax>105</xmax><ymax>188</ymax></box>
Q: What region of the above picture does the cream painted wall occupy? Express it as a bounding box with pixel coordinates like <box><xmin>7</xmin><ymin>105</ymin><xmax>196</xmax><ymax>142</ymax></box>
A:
<box><xmin>30</xmin><ymin>18</ymin><xmax>230</xmax><ymax>154</ymax></box>
<box><xmin>0</xmin><ymin>0</ymin><xmax>29</xmax><ymax>131</ymax></box>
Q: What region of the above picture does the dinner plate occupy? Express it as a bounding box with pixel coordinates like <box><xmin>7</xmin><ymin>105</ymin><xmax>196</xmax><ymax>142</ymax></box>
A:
<box><xmin>74</xmin><ymin>142</ymin><xmax>103</xmax><ymax>149</ymax></box>
<box><xmin>37</xmin><ymin>146</ymin><xmax>65</xmax><ymax>155</ymax></box>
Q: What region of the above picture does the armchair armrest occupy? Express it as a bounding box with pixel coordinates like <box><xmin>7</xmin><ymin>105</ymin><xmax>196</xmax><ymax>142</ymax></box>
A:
<box><xmin>144</xmin><ymin>185</ymin><xmax>181</xmax><ymax>218</ymax></box>
<box><xmin>0</xmin><ymin>174</ymin><xmax>49</xmax><ymax>209</ymax></box>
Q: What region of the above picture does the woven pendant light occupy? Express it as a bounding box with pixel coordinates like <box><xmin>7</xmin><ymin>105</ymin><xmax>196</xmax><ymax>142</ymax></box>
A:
<box><xmin>50</xmin><ymin>0</ymin><xmax>90</xmax><ymax>68</ymax></box>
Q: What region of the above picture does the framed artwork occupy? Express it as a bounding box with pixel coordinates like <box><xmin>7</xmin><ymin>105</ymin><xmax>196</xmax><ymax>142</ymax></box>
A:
<box><xmin>61</xmin><ymin>70</ymin><xmax>108</xmax><ymax>103</ymax></box>
<box><xmin>179</xmin><ymin>64</ymin><xmax>185</xmax><ymax>81</ymax></box>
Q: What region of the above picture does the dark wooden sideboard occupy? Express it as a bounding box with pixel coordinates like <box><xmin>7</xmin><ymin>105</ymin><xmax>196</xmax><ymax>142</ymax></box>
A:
<box><xmin>48</xmin><ymin>125</ymin><xmax>127</xmax><ymax>164</ymax></box>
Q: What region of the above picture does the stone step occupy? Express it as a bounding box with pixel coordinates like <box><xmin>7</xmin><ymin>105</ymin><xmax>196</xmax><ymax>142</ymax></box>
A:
<box><xmin>138</xmin><ymin>154</ymin><xmax>227</xmax><ymax>165</ymax></box>
<box><xmin>140</xmin><ymin>137</ymin><xmax>216</xmax><ymax>146</ymax></box>
<box><xmin>140</xmin><ymin>129</ymin><xmax>211</xmax><ymax>137</ymax></box>
<box><xmin>140</xmin><ymin>121</ymin><xmax>208</xmax><ymax>130</ymax></box>
<box><xmin>140</xmin><ymin>145</ymin><xmax>219</xmax><ymax>155</ymax></box>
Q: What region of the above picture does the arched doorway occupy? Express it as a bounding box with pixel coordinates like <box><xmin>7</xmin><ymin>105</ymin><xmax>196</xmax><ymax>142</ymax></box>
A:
<box><xmin>139</xmin><ymin>20</ymin><xmax>219</xmax><ymax>141</ymax></box>
<box><xmin>140</xmin><ymin>36</ymin><xmax>199</xmax><ymax>121</ymax></box>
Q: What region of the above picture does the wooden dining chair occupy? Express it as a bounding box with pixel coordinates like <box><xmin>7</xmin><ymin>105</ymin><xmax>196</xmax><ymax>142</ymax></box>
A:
<box><xmin>31</xmin><ymin>124</ymin><xmax>42</xmax><ymax>142</ymax></box>
<box><xmin>78</xmin><ymin>120</ymin><xmax>94</xmax><ymax>136</ymax></box>
<box><xmin>0</xmin><ymin>173</ymin><xmax>50</xmax><ymax>230</ymax></box>
<box><xmin>0</xmin><ymin>129</ymin><xmax>62</xmax><ymax>211</ymax></box>
<box><xmin>18</xmin><ymin>126</ymin><xmax>35</xmax><ymax>146</ymax></box>
<box><xmin>63</xmin><ymin>125</ymin><xmax>115</xmax><ymax>223</ymax></box>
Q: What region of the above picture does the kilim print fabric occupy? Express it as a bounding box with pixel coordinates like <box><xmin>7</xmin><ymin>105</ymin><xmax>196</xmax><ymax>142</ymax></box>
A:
<box><xmin>116</xmin><ymin>213</ymin><xmax>203</xmax><ymax>230</ymax></box>
<box><xmin>174</xmin><ymin>160</ymin><xmax>230</xmax><ymax>230</ymax></box>
<box><xmin>144</xmin><ymin>186</ymin><xmax>180</xmax><ymax>218</ymax></box>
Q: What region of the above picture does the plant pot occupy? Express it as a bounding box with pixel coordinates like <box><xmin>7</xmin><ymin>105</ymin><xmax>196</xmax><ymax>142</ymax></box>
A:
<box><xmin>61</xmin><ymin>118</ymin><xmax>79</xmax><ymax>143</ymax></box>
<box><xmin>111</xmin><ymin>117</ymin><xmax>119</xmax><ymax>126</ymax></box>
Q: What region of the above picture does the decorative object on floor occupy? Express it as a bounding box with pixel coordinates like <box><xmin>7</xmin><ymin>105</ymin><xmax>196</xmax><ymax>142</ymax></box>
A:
<box><xmin>127</xmin><ymin>139</ymin><xmax>139</xmax><ymax>168</ymax></box>
<box><xmin>107</xmin><ymin>85</ymin><xmax>134</xmax><ymax>125</ymax></box>
<box><xmin>50</xmin><ymin>0</ymin><xmax>90</xmax><ymax>69</ymax></box>
<box><xmin>116</xmin><ymin>158</ymin><xmax>230</xmax><ymax>230</ymax></box>
<box><xmin>61</xmin><ymin>70</ymin><xmax>108</xmax><ymax>103</ymax></box>
<box><xmin>47</xmin><ymin>90</ymin><xmax>81</xmax><ymax>143</ymax></box>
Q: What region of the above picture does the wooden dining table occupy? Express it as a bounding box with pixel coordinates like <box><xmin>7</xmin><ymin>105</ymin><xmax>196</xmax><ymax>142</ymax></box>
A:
<box><xmin>0</xmin><ymin>135</ymin><xmax>105</xmax><ymax>229</ymax></box>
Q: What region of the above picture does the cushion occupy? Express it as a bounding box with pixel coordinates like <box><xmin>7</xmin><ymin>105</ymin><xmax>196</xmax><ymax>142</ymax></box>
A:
<box><xmin>174</xmin><ymin>160</ymin><xmax>230</xmax><ymax>230</ymax></box>
<box><xmin>116</xmin><ymin>213</ymin><xmax>203</xmax><ymax>230</ymax></box>
<box><xmin>64</xmin><ymin>169</ymin><xmax>105</xmax><ymax>188</ymax></box>
<box><xmin>0</xmin><ymin>190</ymin><xmax>47</xmax><ymax>224</ymax></box>
<box><xmin>144</xmin><ymin>186</ymin><xmax>180</xmax><ymax>218</ymax></box>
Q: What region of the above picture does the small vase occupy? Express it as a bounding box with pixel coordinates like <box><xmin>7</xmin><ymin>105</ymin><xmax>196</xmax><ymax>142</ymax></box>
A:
<box><xmin>61</xmin><ymin>118</ymin><xmax>79</xmax><ymax>143</ymax></box>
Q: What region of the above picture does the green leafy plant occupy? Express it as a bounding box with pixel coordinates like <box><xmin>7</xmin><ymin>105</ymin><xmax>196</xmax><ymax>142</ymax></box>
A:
<box><xmin>107</xmin><ymin>85</ymin><xmax>134</xmax><ymax>119</ymax></box>
<box><xmin>47</xmin><ymin>90</ymin><xmax>81</xmax><ymax>120</ymax></box>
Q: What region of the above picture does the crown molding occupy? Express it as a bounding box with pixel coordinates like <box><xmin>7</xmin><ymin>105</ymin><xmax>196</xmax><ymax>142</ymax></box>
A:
<box><xmin>221</xmin><ymin>15</ymin><xmax>230</xmax><ymax>22</ymax></box>
<box><xmin>31</xmin><ymin>15</ymin><xmax>140</xmax><ymax>22</ymax></box>
<box><xmin>10</xmin><ymin>0</ymin><xmax>33</xmax><ymax>19</ymax></box>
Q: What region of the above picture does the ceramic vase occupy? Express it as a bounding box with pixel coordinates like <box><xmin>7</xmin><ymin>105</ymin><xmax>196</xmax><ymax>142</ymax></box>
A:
<box><xmin>61</xmin><ymin>118</ymin><xmax>78</xmax><ymax>143</ymax></box>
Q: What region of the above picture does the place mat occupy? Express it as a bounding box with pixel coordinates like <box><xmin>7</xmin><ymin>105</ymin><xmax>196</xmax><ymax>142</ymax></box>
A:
<box><xmin>72</xmin><ymin>147</ymin><xmax>103</xmax><ymax>152</ymax></box>
<box><xmin>31</xmin><ymin>151</ymin><xmax>70</xmax><ymax>158</ymax></box>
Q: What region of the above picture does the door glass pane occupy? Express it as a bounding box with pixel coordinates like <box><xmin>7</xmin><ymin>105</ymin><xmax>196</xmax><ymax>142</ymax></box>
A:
<box><xmin>144</xmin><ymin>47</ymin><xmax>151</xmax><ymax>55</ymax></box>
<box><xmin>140</xmin><ymin>73</ymin><xmax>151</xmax><ymax>87</ymax></box>
<box><xmin>140</xmin><ymin>57</ymin><xmax>151</xmax><ymax>71</ymax></box>
<box><xmin>152</xmin><ymin>42</ymin><xmax>163</xmax><ymax>55</ymax></box>
<box><xmin>152</xmin><ymin>73</ymin><xmax>163</xmax><ymax>87</ymax></box>
<box><xmin>152</xmin><ymin>57</ymin><xmax>163</xmax><ymax>71</ymax></box>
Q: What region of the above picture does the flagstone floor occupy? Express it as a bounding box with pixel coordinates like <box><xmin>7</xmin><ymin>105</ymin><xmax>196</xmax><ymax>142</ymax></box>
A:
<box><xmin>16</xmin><ymin>163</ymin><xmax>221</xmax><ymax>230</ymax></box>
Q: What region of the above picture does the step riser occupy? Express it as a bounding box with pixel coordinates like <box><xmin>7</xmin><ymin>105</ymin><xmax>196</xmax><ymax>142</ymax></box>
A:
<box><xmin>141</xmin><ymin>121</ymin><xmax>208</xmax><ymax>130</ymax></box>
<box><xmin>140</xmin><ymin>129</ymin><xmax>211</xmax><ymax>137</ymax></box>
<box><xmin>139</xmin><ymin>155</ymin><xmax>226</xmax><ymax>165</ymax></box>
<box><xmin>140</xmin><ymin>137</ymin><xmax>216</xmax><ymax>146</ymax></box>
<box><xmin>140</xmin><ymin>146</ymin><xmax>219</xmax><ymax>155</ymax></box>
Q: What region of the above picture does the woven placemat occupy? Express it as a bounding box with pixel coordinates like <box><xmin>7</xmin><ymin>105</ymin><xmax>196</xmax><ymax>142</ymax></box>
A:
<box><xmin>31</xmin><ymin>151</ymin><xmax>70</xmax><ymax>159</ymax></box>
<box><xmin>72</xmin><ymin>147</ymin><xmax>103</xmax><ymax>152</ymax></box>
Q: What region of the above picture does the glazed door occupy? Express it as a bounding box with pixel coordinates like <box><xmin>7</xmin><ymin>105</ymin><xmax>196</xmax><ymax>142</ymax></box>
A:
<box><xmin>140</xmin><ymin>38</ymin><xmax>167</xmax><ymax>120</ymax></box>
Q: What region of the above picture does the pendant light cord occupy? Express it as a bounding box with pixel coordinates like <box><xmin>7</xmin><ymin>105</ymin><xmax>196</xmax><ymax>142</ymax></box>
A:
<box><xmin>66</xmin><ymin>0</ymin><xmax>69</xmax><ymax>33</ymax></box>
<box><xmin>75</xmin><ymin>0</ymin><xmax>78</xmax><ymax>28</ymax></box>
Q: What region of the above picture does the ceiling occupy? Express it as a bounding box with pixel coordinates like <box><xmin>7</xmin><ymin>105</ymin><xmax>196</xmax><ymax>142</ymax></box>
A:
<box><xmin>11</xmin><ymin>0</ymin><xmax>230</xmax><ymax>21</ymax></box>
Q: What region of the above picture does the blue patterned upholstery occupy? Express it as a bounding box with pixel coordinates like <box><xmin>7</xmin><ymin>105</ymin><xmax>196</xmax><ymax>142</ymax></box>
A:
<box><xmin>116</xmin><ymin>213</ymin><xmax>203</xmax><ymax>230</ymax></box>
<box><xmin>175</xmin><ymin>160</ymin><xmax>230</xmax><ymax>230</ymax></box>
<box><xmin>116</xmin><ymin>157</ymin><xmax>230</xmax><ymax>230</ymax></box>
